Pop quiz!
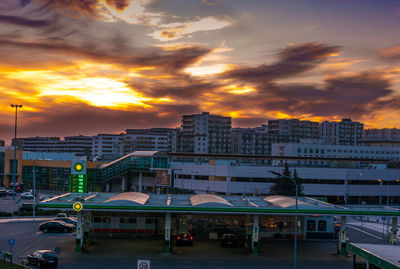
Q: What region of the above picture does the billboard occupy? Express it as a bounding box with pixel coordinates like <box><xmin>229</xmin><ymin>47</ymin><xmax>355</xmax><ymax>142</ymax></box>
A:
<box><xmin>156</xmin><ymin>170</ymin><xmax>171</xmax><ymax>186</ymax></box>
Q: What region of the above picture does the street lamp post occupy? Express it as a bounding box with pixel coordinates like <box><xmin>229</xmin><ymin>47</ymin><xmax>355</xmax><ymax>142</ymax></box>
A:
<box><xmin>269</xmin><ymin>170</ymin><xmax>298</xmax><ymax>269</ymax></box>
<box><xmin>10</xmin><ymin>104</ymin><xmax>23</xmax><ymax>200</ymax></box>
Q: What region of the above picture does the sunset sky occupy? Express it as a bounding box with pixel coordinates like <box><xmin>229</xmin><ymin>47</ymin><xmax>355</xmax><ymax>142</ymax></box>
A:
<box><xmin>1</xmin><ymin>0</ymin><xmax>400</xmax><ymax>143</ymax></box>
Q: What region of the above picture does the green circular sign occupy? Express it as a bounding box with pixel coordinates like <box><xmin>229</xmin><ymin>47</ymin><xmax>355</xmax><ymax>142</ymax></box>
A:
<box><xmin>73</xmin><ymin>202</ymin><xmax>83</xmax><ymax>212</ymax></box>
<box><xmin>74</xmin><ymin>163</ymin><xmax>83</xmax><ymax>172</ymax></box>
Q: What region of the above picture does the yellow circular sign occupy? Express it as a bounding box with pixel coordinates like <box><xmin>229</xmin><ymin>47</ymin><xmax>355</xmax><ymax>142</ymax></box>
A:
<box><xmin>74</xmin><ymin>163</ymin><xmax>83</xmax><ymax>172</ymax></box>
<box><xmin>73</xmin><ymin>202</ymin><xmax>83</xmax><ymax>212</ymax></box>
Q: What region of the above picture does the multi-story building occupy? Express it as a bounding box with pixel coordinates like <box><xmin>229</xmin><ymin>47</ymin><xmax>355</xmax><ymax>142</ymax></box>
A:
<box><xmin>232</xmin><ymin>125</ymin><xmax>270</xmax><ymax>155</ymax></box>
<box><xmin>13</xmin><ymin>137</ymin><xmax>60</xmax><ymax>151</ymax></box>
<box><xmin>271</xmin><ymin>142</ymin><xmax>400</xmax><ymax>167</ymax></box>
<box><xmin>92</xmin><ymin>134</ymin><xmax>124</xmax><ymax>161</ymax></box>
<box><xmin>268</xmin><ymin>119</ymin><xmax>320</xmax><ymax>143</ymax></box>
<box><xmin>124</xmin><ymin>128</ymin><xmax>175</xmax><ymax>153</ymax></box>
<box><xmin>321</xmin><ymin>118</ymin><xmax>363</xmax><ymax>146</ymax></box>
<box><xmin>364</xmin><ymin>128</ymin><xmax>400</xmax><ymax>140</ymax></box>
<box><xmin>232</xmin><ymin>119</ymin><xmax>319</xmax><ymax>155</ymax></box>
<box><xmin>53</xmin><ymin>136</ymin><xmax>93</xmax><ymax>157</ymax></box>
<box><xmin>178</xmin><ymin>112</ymin><xmax>232</xmax><ymax>153</ymax></box>
<box><xmin>12</xmin><ymin>136</ymin><xmax>92</xmax><ymax>158</ymax></box>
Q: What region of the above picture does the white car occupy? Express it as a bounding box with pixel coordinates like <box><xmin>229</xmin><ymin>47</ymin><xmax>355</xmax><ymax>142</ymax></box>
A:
<box><xmin>21</xmin><ymin>192</ymin><xmax>34</xmax><ymax>199</ymax></box>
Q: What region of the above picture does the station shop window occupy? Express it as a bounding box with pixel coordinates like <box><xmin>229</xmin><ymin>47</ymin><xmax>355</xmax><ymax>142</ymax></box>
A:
<box><xmin>318</xmin><ymin>220</ymin><xmax>327</xmax><ymax>232</ymax></box>
<box><xmin>145</xmin><ymin>219</ymin><xmax>154</xmax><ymax>225</ymax></box>
<box><xmin>307</xmin><ymin>220</ymin><xmax>316</xmax><ymax>231</ymax></box>
<box><xmin>93</xmin><ymin>217</ymin><xmax>102</xmax><ymax>223</ymax></box>
<box><xmin>128</xmin><ymin>218</ymin><xmax>136</xmax><ymax>224</ymax></box>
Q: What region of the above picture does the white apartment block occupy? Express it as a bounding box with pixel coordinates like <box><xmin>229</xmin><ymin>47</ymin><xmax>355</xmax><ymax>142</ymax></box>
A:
<box><xmin>124</xmin><ymin>128</ymin><xmax>175</xmax><ymax>153</ymax></box>
<box><xmin>321</xmin><ymin>118</ymin><xmax>363</xmax><ymax>146</ymax></box>
<box><xmin>179</xmin><ymin>112</ymin><xmax>231</xmax><ymax>153</ymax></box>
<box><xmin>92</xmin><ymin>134</ymin><xmax>124</xmax><ymax>161</ymax></box>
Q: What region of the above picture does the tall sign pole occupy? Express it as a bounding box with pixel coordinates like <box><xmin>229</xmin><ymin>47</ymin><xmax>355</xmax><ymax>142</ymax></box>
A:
<box><xmin>10</xmin><ymin>104</ymin><xmax>23</xmax><ymax>200</ymax></box>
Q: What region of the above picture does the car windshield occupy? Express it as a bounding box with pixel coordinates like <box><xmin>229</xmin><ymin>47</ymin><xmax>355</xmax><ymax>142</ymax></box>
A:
<box><xmin>43</xmin><ymin>253</ymin><xmax>56</xmax><ymax>258</ymax></box>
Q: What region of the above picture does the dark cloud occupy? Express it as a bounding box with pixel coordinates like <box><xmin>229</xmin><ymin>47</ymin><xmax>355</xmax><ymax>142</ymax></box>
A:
<box><xmin>105</xmin><ymin>0</ymin><xmax>130</xmax><ymax>10</ymax></box>
<box><xmin>221</xmin><ymin>42</ymin><xmax>341</xmax><ymax>84</ymax></box>
<box><xmin>0</xmin><ymin>38</ymin><xmax>212</xmax><ymax>72</ymax></box>
<box><xmin>129</xmin><ymin>74</ymin><xmax>220</xmax><ymax>99</ymax></box>
<box><xmin>215</xmin><ymin>71</ymin><xmax>395</xmax><ymax>119</ymax></box>
<box><xmin>0</xmin><ymin>0</ymin><xmax>32</xmax><ymax>11</ymax></box>
<box><xmin>0</xmin><ymin>14</ymin><xmax>56</xmax><ymax>27</ymax></box>
<box><xmin>0</xmin><ymin>101</ymin><xmax>200</xmax><ymax>142</ymax></box>
<box><xmin>36</xmin><ymin>0</ymin><xmax>131</xmax><ymax>20</ymax></box>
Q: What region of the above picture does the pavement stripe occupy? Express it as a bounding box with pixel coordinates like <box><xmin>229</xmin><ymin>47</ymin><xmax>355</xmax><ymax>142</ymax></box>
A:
<box><xmin>347</xmin><ymin>225</ymin><xmax>382</xmax><ymax>240</ymax></box>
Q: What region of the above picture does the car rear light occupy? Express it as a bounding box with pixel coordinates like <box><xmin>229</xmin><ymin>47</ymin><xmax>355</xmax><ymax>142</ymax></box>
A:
<box><xmin>40</xmin><ymin>258</ymin><xmax>45</xmax><ymax>262</ymax></box>
<box><xmin>190</xmin><ymin>236</ymin><xmax>193</xmax><ymax>240</ymax></box>
<box><xmin>177</xmin><ymin>236</ymin><xmax>181</xmax><ymax>240</ymax></box>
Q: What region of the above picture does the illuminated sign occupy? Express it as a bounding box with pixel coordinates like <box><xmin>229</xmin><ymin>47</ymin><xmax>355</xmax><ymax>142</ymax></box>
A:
<box><xmin>73</xmin><ymin>202</ymin><xmax>83</xmax><ymax>211</ymax></box>
<box><xmin>71</xmin><ymin>159</ymin><xmax>87</xmax><ymax>175</ymax></box>
<box><xmin>69</xmin><ymin>174</ymin><xmax>87</xmax><ymax>193</ymax></box>
<box><xmin>74</xmin><ymin>163</ymin><xmax>83</xmax><ymax>172</ymax></box>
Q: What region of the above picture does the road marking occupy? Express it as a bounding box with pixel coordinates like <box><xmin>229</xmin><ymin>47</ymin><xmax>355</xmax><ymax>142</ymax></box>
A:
<box><xmin>348</xmin><ymin>225</ymin><xmax>382</xmax><ymax>240</ymax></box>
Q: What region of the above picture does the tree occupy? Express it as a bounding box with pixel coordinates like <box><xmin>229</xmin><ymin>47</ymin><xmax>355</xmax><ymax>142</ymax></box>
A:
<box><xmin>270</xmin><ymin>163</ymin><xmax>304</xmax><ymax>196</ymax></box>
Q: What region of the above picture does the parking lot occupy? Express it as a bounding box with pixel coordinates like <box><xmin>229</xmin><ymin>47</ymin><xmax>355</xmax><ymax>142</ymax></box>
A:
<box><xmin>0</xmin><ymin>220</ymin><xmax>354</xmax><ymax>269</ymax></box>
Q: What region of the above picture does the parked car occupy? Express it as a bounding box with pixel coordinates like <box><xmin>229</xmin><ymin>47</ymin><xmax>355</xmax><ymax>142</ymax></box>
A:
<box><xmin>27</xmin><ymin>250</ymin><xmax>58</xmax><ymax>268</ymax></box>
<box><xmin>6</xmin><ymin>189</ymin><xmax>13</xmax><ymax>195</ymax></box>
<box><xmin>39</xmin><ymin>220</ymin><xmax>75</xmax><ymax>233</ymax></box>
<box><xmin>52</xmin><ymin>217</ymin><xmax>77</xmax><ymax>226</ymax></box>
<box><xmin>19</xmin><ymin>202</ymin><xmax>35</xmax><ymax>212</ymax></box>
<box><xmin>56</xmin><ymin>213</ymin><xmax>67</xmax><ymax>218</ymax></box>
<box><xmin>0</xmin><ymin>187</ymin><xmax>6</xmax><ymax>197</ymax></box>
<box><xmin>9</xmin><ymin>182</ymin><xmax>25</xmax><ymax>193</ymax></box>
<box><xmin>21</xmin><ymin>192</ymin><xmax>34</xmax><ymax>199</ymax></box>
<box><xmin>176</xmin><ymin>233</ymin><xmax>193</xmax><ymax>246</ymax></box>
<box><xmin>221</xmin><ymin>234</ymin><xmax>238</xmax><ymax>247</ymax></box>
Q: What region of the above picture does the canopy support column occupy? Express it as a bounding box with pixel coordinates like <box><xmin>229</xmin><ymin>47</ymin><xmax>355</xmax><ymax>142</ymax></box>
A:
<box><xmin>252</xmin><ymin>215</ymin><xmax>259</xmax><ymax>256</ymax></box>
<box><xmin>339</xmin><ymin>216</ymin><xmax>347</xmax><ymax>256</ymax></box>
<box><xmin>164</xmin><ymin>213</ymin><xmax>171</xmax><ymax>254</ymax></box>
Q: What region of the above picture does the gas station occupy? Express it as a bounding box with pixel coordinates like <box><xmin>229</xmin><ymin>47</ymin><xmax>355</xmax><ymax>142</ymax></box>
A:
<box><xmin>34</xmin><ymin>154</ymin><xmax>400</xmax><ymax>268</ymax></box>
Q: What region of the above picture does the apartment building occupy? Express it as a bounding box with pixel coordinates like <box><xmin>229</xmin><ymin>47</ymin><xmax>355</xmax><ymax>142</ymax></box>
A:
<box><xmin>321</xmin><ymin>119</ymin><xmax>364</xmax><ymax>146</ymax></box>
<box><xmin>124</xmin><ymin>128</ymin><xmax>176</xmax><ymax>153</ymax></box>
<box><xmin>178</xmin><ymin>112</ymin><xmax>232</xmax><ymax>153</ymax></box>
<box><xmin>92</xmin><ymin>134</ymin><xmax>124</xmax><ymax>161</ymax></box>
<box><xmin>12</xmin><ymin>136</ymin><xmax>92</xmax><ymax>158</ymax></box>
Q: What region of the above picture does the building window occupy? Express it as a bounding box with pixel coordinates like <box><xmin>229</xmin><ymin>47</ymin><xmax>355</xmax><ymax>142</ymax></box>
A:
<box><xmin>307</xmin><ymin>220</ymin><xmax>316</xmax><ymax>232</ymax></box>
<box><xmin>318</xmin><ymin>220</ymin><xmax>327</xmax><ymax>232</ymax></box>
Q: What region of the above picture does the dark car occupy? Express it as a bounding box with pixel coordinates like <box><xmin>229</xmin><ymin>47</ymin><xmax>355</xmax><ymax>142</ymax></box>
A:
<box><xmin>9</xmin><ymin>182</ymin><xmax>25</xmax><ymax>193</ymax></box>
<box><xmin>19</xmin><ymin>202</ymin><xmax>35</xmax><ymax>212</ymax></box>
<box><xmin>221</xmin><ymin>234</ymin><xmax>237</xmax><ymax>247</ymax></box>
<box><xmin>52</xmin><ymin>217</ymin><xmax>77</xmax><ymax>226</ymax></box>
<box><xmin>27</xmin><ymin>250</ymin><xmax>57</xmax><ymax>268</ymax></box>
<box><xmin>176</xmin><ymin>233</ymin><xmax>193</xmax><ymax>246</ymax></box>
<box><xmin>0</xmin><ymin>187</ymin><xmax>6</xmax><ymax>197</ymax></box>
<box><xmin>6</xmin><ymin>189</ymin><xmax>13</xmax><ymax>195</ymax></box>
<box><xmin>39</xmin><ymin>221</ymin><xmax>75</xmax><ymax>233</ymax></box>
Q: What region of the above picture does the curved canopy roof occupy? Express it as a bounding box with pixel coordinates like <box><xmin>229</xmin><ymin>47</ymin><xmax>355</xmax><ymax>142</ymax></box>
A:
<box><xmin>264</xmin><ymin>195</ymin><xmax>308</xmax><ymax>208</ymax></box>
<box><xmin>103</xmin><ymin>192</ymin><xmax>150</xmax><ymax>205</ymax></box>
<box><xmin>190</xmin><ymin>194</ymin><xmax>233</xmax><ymax>207</ymax></box>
